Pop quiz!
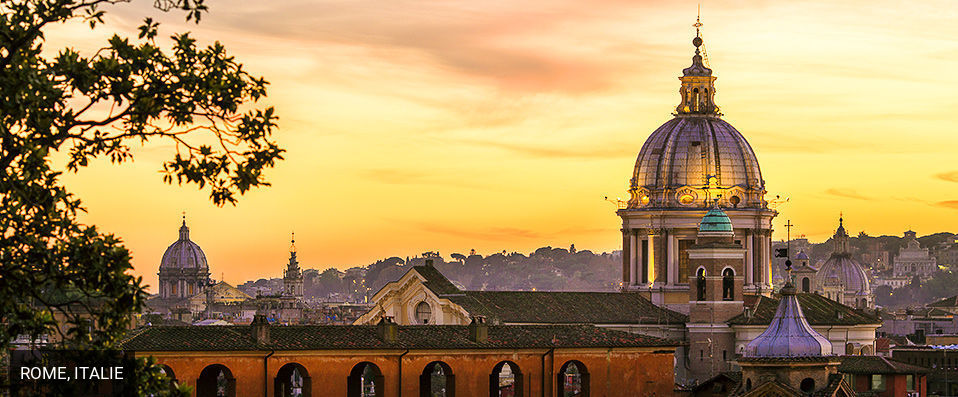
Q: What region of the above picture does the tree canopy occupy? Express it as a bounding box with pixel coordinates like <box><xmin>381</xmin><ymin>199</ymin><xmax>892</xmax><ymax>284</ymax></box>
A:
<box><xmin>1</xmin><ymin>0</ymin><xmax>282</xmax><ymax>394</ymax></box>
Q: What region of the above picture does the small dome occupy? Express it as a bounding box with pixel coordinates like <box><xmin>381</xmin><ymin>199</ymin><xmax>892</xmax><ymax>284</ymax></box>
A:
<box><xmin>814</xmin><ymin>254</ymin><xmax>869</xmax><ymax>293</ymax></box>
<box><xmin>795</xmin><ymin>251</ymin><xmax>810</xmax><ymax>261</ymax></box>
<box><xmin>698</xmin><ymin>207</ymin><xmax>733</xmax><ymax>235</ymax></box>
<box><xmin>160</xmin><ymin>220</ymin><xmax>208</xmax><ymax>270</ymax></box>
<box><xmin>744</xmin><ymin>285</ymin><xmax>833</xmax><ymax>357</ymax></box>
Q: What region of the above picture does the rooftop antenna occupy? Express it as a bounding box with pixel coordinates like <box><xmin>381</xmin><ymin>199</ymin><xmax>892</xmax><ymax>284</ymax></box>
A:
<box><xmin>694</xmin><ymin>4</ymin><xmax>711</xmax><ymax>68</ymax></box>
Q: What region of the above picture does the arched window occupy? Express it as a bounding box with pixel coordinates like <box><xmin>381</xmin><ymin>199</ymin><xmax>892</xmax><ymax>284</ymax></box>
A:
<box><xmin>696</xmin><ymin>268</ymin><xmax>707</xmax><ymax>301</ymax></box>
<box><xmin>745</xmin><ymin>378</ymin><xmax>752</xmax><ymax>391</ymax></box>
<box><xmin>800</xmin><ymin>378</ymin><xmax>815</xmax><ymax>393</ymax></box>
<box><xmin>557</xmin><ymin>360</ymin><xmax>589</xmax><ymax>397</ymax></box>
<box><xmin>722</xmin><ymin>268</ymin><xmax>734</xmax><ymax>301</ymax></box>
<box><xmin>197</xmin><ymin>364</ymin><xmax>235</xmax><ymax>397</ymax></box>
<box><xmin>348</xmin><ymin>362</ymin><xmax>383</xmax><ymax>397</ymax></box>
<box><xmin>158</xmin><ymin>364</ymin><xmax>178</xmax><ymax>391</ymax></box>
<box><xmin>802</xmin><ymin>277</ymin><xmax>810</xmax><ymax>293</ymax></box>
<box><xmin>420</xmin><ymin>361</ymin><xmax>454</xmax><ymax>397</ymax></box>
<box><xmin>276</xmin><ymin>363</ymin><xmax>310</xmax><ymax>397</ymax></box>
<box><xmin>415</xmin><ymin>301</ymin><xmax>432</xmax><ymax>324</ymax></box>
<box><xmin>490</xmin><ymin>361</ymin><xmax>522</xmax><ymax>397</ymax></box>
<box><xmin>729</xmin><ymin>195</ymin><xmax>740</xmax><ymax>208</ymax></box>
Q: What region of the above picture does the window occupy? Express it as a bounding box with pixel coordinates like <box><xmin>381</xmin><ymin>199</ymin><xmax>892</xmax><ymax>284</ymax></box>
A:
<box><xmin>800</xmin><ymin>378</ymin><xmax>815</xmax><ymax>393</ymax></box>
<box><xmin>197</xmin><ymin>364</ymin><xmax>235</xmax><ymax>397</ymax></box>
<box><xmin>348</xmin><ymin>362</ymin><xmax>383</xmax><ymax>397</ymax></box>
<box><xmin>491</xmin><ymin>362</ymin><xmax>521</xmax><ymax>397</ymax></box>
<box><xmin>420</xmin><ymin>361</ymin><xmax>454</xmax><ymax>397</ymax></box>
<box><xmin>696</xmin><ymin>268</ymin><xmax>707</xmax><ymax>301</ymax></box>
<box><xmin>870</xmin><ymin>374</ymin><xmax>885</xmax><ymax>391</ymax></box>
<box><xmin>558</xmin><ymin>361</ymin><xmax>589</xmax><ymax>397</ymax></box>
<box><xmin>906</xmin><ymin>374</ymin><xmax>915</xmax><ymax>391</ymax></box>
<box><xmin>678</xmin><ymin>240</ymin><xmax>693</xmax><ymax>283</ymax></box>
<box><xmin>722</xmin><ymin>268</ymin><xmax>734</xmax><ymax>300</ymax></box>
<box><xmin>802</xmin><ymin>277</ymin><xmax>810</xmax><ymax>293</ymax></box>
<box><xmin>415</xmin><ymin>302</ymin><xmax>432</xmax><ymax>324</ymax></box>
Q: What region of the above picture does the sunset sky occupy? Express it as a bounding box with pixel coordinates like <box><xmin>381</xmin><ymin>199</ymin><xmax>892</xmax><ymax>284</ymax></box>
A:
<box><xmin>47</xmin><ymin>0</ymin><xmax>958</xmax><ymax>291</ymax></box>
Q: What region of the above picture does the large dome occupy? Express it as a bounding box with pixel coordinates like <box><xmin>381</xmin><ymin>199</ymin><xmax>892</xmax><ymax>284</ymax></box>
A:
<box><xmin>630</xmin><ymin>117</ymin><xmax>764</xmax><ymax>207</ymax></box>
<box><xmin>626</xmin><ymin>32</ymin><xmax>766</xmax><ymax>210</ymax></box>
<box><xmin>160</xmin><ymin>221</ymin><xmax>208</xmax><ymax>270</ymax></box>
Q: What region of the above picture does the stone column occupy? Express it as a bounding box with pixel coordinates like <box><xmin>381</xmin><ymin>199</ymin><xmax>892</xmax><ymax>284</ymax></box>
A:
<box><xmin>667</xmin><ymin>231</ymin><xmax>677</xmax><ymax>285</ymax></box>
<box><xmin>745</xmin><ymin>230</ymin><xmax>753</xmax><ymax>286</ymax></box>
<box><xmin>622</xmin><ymin>229</ymin><xmax>631</xmax><ymax>286</ymax></box>
<box><xmin>635</xmin><ymin>231</ymin><xmax>645</xmax><ymax>286</ymax></box>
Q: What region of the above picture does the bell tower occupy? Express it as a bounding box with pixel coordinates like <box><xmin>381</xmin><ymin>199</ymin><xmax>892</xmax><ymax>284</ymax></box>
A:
<box><xmin>686</xmin><ymin>206</ymin><xmax>745</xmax><ymax>382</ymax></box>
<box><xmin>283</xmin><ymin>233</ymin><xmax>304</xmax><ymax>299</ymax></box>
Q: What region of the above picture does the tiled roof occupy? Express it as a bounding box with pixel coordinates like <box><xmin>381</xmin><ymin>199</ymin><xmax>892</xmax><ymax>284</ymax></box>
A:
<box><xmin>929</xmin><ymin>295</ymin><xmax>958</xmax><ymax>308</ymax></box>
<box><xmin>728</xmin><ymin>293</ymin><xmax>880</xmax><ymax>326</ymax></box>
<box><xmin>411</xmin><ymin>266</ymin><xmax>686</xmax><ymax>325</ymax></box>
<box><xmin>413</xmin><ymin>266</ymin><xmax>463</xmax><ymax>296</ymax></box>
<box><xmin>838</xmin><ymin>355</ymin><xmax>930</xmax><ymax>374</ymax></box>
<box><xmin>119</xmin><ymin>324</ymin><xmax>679</xmax><ymax>351</ymax></box>
<box><xmin>448</xmin><ymin>291</ymin><xmax>687</xmax><ymax>325</ymax></box>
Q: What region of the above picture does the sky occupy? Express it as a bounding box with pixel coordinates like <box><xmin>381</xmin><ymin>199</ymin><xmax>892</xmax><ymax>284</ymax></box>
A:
<box><xmin>45</xmin><ymin>0</ymin><xmax>958</xmax><ymax>291</ymax></box>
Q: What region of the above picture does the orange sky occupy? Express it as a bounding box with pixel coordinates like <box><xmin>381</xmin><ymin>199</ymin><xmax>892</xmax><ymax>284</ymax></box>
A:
<box><xmin>47</xmin><ymin>0</ymin><xmax>958</xmax><ymax>292</ymax></box>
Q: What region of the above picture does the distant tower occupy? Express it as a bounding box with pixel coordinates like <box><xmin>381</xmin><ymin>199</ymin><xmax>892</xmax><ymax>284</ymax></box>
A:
<box><xmin>617</xmin><ymin>15</ymin><xmax>775</xmax><ymax>313</ymax></box>
<box><xmin>283</xmin><ymin>233</ymin><xmax>304</xmax><ymax>299</ymax></box>
<box><xmin>686</xmin><ymin>205</ymin><xmax>745</xmax><ymax>383</ymax></box>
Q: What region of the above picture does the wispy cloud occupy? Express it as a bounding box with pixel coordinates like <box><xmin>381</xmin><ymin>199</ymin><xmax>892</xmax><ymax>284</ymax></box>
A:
<box><xmin>936</xmin><ymin>201</ymin><xmax>958</xmax><ymax>210</ymax></box>
<box><xmin>825</xmin><ymin>188</ymin><xmax>869</xmax><ymax>200</ymax></box>
<box><xmin>935</xmin><ymin>171</ymin><xmax>958</xmax><ymax>183</ymax></box>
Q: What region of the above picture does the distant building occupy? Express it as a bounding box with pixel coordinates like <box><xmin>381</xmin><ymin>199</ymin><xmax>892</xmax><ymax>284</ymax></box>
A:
<box><xmin>157</xmin><ymin>217</ymin><xmax>211</xmax><ymax>299</ymax></box>
<box><xmin>839</xmin><ymin>355</ymin><xmax>928</xmax><ymax>396</ymax></box>
<box><xmin>892</xmin><ymin>346</ymin><xmax>958</xmax><ymax>396</ymax></box>
<box><xmin>894</xmin><ymin>231</ymin><xmax>937</xmax><ymax>278</ymax></box>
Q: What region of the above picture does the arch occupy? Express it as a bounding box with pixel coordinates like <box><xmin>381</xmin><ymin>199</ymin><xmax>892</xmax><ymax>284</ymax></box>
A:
<box><xmin>197</xmin><ymin>364</ymin><xmax>235</xmax><ymax>397</ymax></box>
<box><xmin>348</xmin><ymin>362</ymin><xmax>384</xmax><ymax>397</ymax></box>
<box><xmin>557</xmin><ymin>360</ymin><xmax>589</xmax><ymax>397</ymax></box>
<box><xmin>722</xmin><ymin>268</ymin><xmax>734</xmax><ymax>301</ymax></box>
<box><xmin>800</xmin><ymin>378</ymin><xmax>815</xmax><ymax>392</ymax></box>
<box><xmin>275</xmin><ymin>362</ymin><xmax>311</xmax><ymax>397</ymax></box>
<box><xmin>490</xmin><ymin>361</ymin><xmax>522</xmax><ymax>397</ymax></box>
<box><xmin>802</xmin><ymin>277</ymin><xmax>810</xmax><ymax>293</ymax></box>
<box><xmin>745</xmin><ymin>378</ymin><xmax>752</xmax><ymax>391</ymax></box>
<box><xmin>420</xmin><ymin>361</ymin><xmax>455</xmax><ymax>397</ymax></box>
<box><xmin>158</xmin><ymin>364</ymin><xmax>178</xmax><ymax>390</ymax></box>
<box><xmin>696</xmin><ymin>267</ymin><xmax>707</xmax><ymax>301</ymax></box>
<box><xmin>415</xmin><ymin>301</ymin><xmax>432</xmax><ymax>324</ymax></box>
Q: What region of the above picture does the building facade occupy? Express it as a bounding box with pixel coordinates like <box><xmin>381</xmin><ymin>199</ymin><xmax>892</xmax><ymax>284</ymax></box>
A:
<box><xmin>122</xmin><ymin>316</ymin><xmax>678</xmax><ymax>397</ymax></box>
<box><xmin>894</xmin><ymin>231</ymin><xmax>937</xmax><ymax>278</ymax></box>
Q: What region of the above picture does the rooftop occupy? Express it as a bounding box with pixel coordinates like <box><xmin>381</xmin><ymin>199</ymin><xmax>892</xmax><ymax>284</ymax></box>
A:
<box><xmin>119</xmin><ymin>324</ymin><xmax>680</xmax><ymax>352</ymax></box>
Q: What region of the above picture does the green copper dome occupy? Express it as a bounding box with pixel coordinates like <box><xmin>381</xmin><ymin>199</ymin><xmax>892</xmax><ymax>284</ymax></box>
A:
<box><xmin>698</xmin><ymin>207</ymin><xmax>733</xmax><ymax>234</ymax></box>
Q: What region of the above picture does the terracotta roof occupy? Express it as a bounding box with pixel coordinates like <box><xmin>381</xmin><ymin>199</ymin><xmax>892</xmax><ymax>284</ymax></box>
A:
<box><xmin>119</xmin><ymin>324</ymin><xmax>679</xmax><ymax>351</ymax></box>
<box><xmin>728</xmin><ymin>293</ymin><xmax>880</xmax><ymax>326</ymax></box>
<box><xmin>413</xmin><ymin>265</ymin><xmax>463</xmax><ymax>296</ymax></box>
<box><xmin>411</xmin><ymin>266</ymin><xmax>686</xmax><ymax>325</ymax></box>
<box><xmin>839</xmin><ymin>355</ymin><xmax>930</xmax><ymax>374</ymax></box>
<box><xmin>448</xmin><ymin>291</ymin><xmax>687</xmax><ymax>325</ymax></box>
<box><xmin>929</xmin><ymin>295</ymin><xmax>958</xmax><ymax>308</ymax></box>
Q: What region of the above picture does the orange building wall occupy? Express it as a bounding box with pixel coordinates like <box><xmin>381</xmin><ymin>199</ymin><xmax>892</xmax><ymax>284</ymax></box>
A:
<box><xmin>142</xmin><ymin>347</ymin><xmax>675</xmax><ymax>397</ymax></box>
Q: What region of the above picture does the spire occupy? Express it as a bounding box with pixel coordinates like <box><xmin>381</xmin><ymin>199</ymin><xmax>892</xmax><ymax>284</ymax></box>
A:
<box><xmin>833</xmin><ymin>215</ymin><xmax>849</xmax><ymax>254</ymax></box>
<box><xmin>178</xmin><ymin>212</ymin><xmax>190</xmax><ymax>241</ymax></box>
<box><xmin>290</xmin><ymin>232</ymin><xmax>296</xmax><ymax>254</ymax></box>
<box><xmin>676</xmin><ymin>11</ymin><xmax>720</xmax><ymax>117</ymax></box>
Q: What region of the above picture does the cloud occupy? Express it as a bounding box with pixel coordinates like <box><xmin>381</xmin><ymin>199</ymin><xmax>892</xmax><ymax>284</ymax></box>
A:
<box><xmin>935</xmin><ymin>171</ymin><xmax>958</xmax><ymax>183</ymax></box>
<box><xmin>457</xmin><ymin>139</ymin><xmax>636</xmax><ymax>159</ymax></box>
<box><xmin>936</xmin><ymin>201</ymin><xmax>958</xmax><ymax>210</ymax></box>
<box><xmin>825</xmin><ymin>188</ymin><xmax>869</xmax><ymax>200</ymax></box>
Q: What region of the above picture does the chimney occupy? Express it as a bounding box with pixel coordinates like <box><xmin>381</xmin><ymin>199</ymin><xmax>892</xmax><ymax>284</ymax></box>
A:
<box><xmin>251</xmin><ymin>314</ymin><xmax>270</xmax><ymax>344</ymax></box>
<box><xmin>425</xmin><ymin>258</ymin><xmax>433</xmax><ymax>267</ymax></box>
<box><xmin>469</xmin><ymin>316</ymin><xmax>488</xmax><ymax>343</ymax></box>
<box><xmin>378</xmin><ymin>316</ymin><xmax>398</xmax><ymax>343</ymax></box>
